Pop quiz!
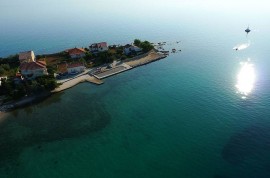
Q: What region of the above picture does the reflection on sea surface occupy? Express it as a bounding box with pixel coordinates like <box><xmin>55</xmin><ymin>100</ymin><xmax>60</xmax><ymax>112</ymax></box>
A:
<box><xmin>235</xmin><ymin>60</ymin><xmax>256</xmax><ymax>98</ymax></box>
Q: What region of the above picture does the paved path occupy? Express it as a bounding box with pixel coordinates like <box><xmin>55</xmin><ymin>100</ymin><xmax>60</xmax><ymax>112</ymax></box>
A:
<box><xmin>124</xmin><ymin>50</ymin><xmax>166</xmax><ymax>67</ymax></box>
<box><xmin>57</xmin><ymin>68</ymin><xmax>93</xmax><ymax>84</ymax></box>
<box><xmin>94</xmin><ymin>64</ymin><xmax>132</xmax><ymax>79</ymax></box>
<box><xmin>52</xmin><ymin>74</ymin><xmax>103</xmax><ymax>93</ymax></box>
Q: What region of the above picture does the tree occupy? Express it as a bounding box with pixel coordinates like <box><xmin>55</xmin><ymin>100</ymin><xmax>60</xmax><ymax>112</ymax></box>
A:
<box><xmin>134</xmin><ymin>39</ymin><xmax>141</xmax><ymax>46</ymax></box>
<box><xmin>0</xmin><ymin>67</ymin><xmax>4</xmax><ymax>75</ymax></box>
<box><xmin>35</xmin><ymin>76</ymin><xmax>58</xmax><ymax>91</ymax></box>
<box><xmin>45</xmin><ymin>79</ymin><xmax>58</xmax><ymax>90</ymax></box>
<box><xmin>0</xmin><ymin>55</ymin><xmax>19</xmax><ymax>67</ymax></box>
<box><xmin>85</xmin><ymin>52</ymin><xmax>93</xmax><ymax>60</ymax></box>
<box><xmin>47</xmin><ymin>66</ymin><xmax>56</xmax><ymax>76</ymax></box>
<box><xmin>121</xmin><ymin>55</ymin><xmax>127</xmax><ymax>60</ymax></box>
<box><xmin>1</xmin><ymin>64</ymin><xmax>10</xmax><ymax>71</ymax></box>
<box><xmin>79</xmin><ymin>58</ymin><xmax>86</xmax><ymax>64</ymax></box>
<box><xmin>140</xmin><ymin>41</ymin><xmax>154</xmax><ymax>53</ymax></box>
<box><xmin>116</xmin><ymin>48</ymin><xmax>123</xmax><ymax>55</ymax></box>
<box><xmin>13</xmin><ymin>84</ymin><xmax>26</xmax><ymax>99</ymax></box>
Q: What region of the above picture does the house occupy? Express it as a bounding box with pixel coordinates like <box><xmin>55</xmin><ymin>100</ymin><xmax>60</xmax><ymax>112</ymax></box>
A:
<box><xmin>123</xmin><ymin>44</ymin><xmax>142</xmax><ymax>55</ymax></box>
<box><xmin>57</xmin><ymin>63</ymin><xmax>68</xmax><ymax>75</ymax></box>
<box><xmin>66</xmin><ymin>48</ymin><xmax>86</xmax><ymax>59</ymax></box>
<box><xmin>19</xmin><ymin>60</ymin><xmax>48</xmax><ymax>79</ymax></box>
<box><xmin>19</xmin><ymin>51</ymin><xmax>36</xmax><ymax>63</ymax></box>
<box><xmin>89</xmin><ymin>42</ymin><xmax>108</xmax><ymax>53</ymax></box>
<box><xmin>67</xmin><ymin>63</ymin><xmax>85</xmax><ymax>74</ymax></box>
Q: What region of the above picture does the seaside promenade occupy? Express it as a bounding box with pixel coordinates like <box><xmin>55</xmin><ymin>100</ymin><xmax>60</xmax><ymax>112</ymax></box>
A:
<box><xmin>124</xmin><ymin>50</ymin><xmax>166</xmax><ymax>67</ymax></box>
<box><xmin>56</xmin><ymin>50</ymin><xmax>165</xmax><ymax>90</ymax></box>
<box><xmin>53</xmin><ymin>73</ymin><xmax>103</xmax><ymax>93</ymax></box>
<box><xmin>52</xmin><ymin>50</ymin><xmax>166</xmax><ymax>93</ymax></box>
<box><xmin>94</xmin><ymin>50</ymin><xmax>166</xmax><ymax>79</ymax></box>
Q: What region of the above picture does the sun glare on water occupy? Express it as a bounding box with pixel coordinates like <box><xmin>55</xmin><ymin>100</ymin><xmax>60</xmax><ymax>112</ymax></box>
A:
<box><xmin>235</xmin><ymin>61</ymin><xmax>256</xmax><ymax>98</ymax></box>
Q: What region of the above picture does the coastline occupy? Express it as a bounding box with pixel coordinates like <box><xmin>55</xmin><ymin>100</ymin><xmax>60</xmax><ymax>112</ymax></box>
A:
<box><xmin>0</xmin><ymin>50</ymin><xmax>167</xmax><ymax>115</ymax></box>
<box><xmin>0</xmin><ymin>92</ymin><xmax>51</xmax><ymax>112</ymax></box>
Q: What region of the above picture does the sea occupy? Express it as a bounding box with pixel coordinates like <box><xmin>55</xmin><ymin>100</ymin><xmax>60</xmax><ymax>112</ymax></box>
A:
<box><xmin>1</xmin><ymin>0</ymin><xmax>270</xmax><ymax>177</ymax></box>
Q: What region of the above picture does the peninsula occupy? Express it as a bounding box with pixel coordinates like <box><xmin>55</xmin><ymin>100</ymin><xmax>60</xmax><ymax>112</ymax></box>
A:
<box><xmin>0</xmin><ymin>39</ymin><xmax>167</xmax><ymax>112</ymax></box>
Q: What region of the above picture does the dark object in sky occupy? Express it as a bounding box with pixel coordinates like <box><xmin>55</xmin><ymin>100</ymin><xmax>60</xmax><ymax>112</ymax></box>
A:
<box><xmin>245</xmin><ymin>26</ymin><xmax>251</xmax><ymax>34</ymax></box>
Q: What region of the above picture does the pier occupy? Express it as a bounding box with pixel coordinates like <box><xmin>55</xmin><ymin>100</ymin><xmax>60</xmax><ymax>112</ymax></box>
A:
<box><xmin>52</xmin><ymin>74</ymin><xmax>103</xmax><ymax>93</ymax></box>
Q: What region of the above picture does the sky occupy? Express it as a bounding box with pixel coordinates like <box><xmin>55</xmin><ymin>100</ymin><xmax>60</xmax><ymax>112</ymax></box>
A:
<box><xmin>1</xmin><ymin>0</ymin><xmax>269</xmax><ymax>25</ymax></box>
<box><xmin>1</xmin><ymin>0</ymin><xmax>269</xmax><ymax>14</ymax></box>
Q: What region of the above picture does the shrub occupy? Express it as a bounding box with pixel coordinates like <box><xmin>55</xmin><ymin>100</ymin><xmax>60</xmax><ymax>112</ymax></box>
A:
<box><xmin>134</xmin><ymin>39</ymin><xmax>141</xmax><ymax>46</ymax></box>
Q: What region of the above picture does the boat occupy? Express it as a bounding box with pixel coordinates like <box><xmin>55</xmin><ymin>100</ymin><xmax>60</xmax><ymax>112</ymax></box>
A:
<box><xmin>245</xmin><ymin>26</ymin><xmax>251</xmax><ymax>33</ymax></box>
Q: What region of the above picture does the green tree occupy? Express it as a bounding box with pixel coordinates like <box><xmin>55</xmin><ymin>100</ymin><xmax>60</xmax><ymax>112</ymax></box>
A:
<box><xmin>140</xmin><ymin>41</ymin><xmax>154</xmax><ymax>53</ymax></box>
<box><xmin>1</xmin><ymin>64</ymin><xmax>10</xmax><ymax>71</ymax></box>
<box><xmin>79</xmin><ymin>58</ymin><xmax>86</xmax><ymax>64</ymax></box>
<box><xmin>47</xmin><ymin>66</ymin><xmax>56</xmax><ymax>76</ymax></box>
<box><xmin>121</xmin><ymin>55</ymin><xmax>127</xmax><ymax>60</ymax></box>
<box><xmin>0</xmin><ymin>67</ymin><xmax>4</xmax><ymax>76</ymax></box>
<box><xmin>30</xmin><ymin>80</ymin><xmax>40</xmax><ymax>92</ymax></box>
<box><xmin>45</xmin><ymin>79</ymin><xmax>57</xmax><ymax>90</ymax></box>
<box><xmin>13</xmin><ymin>84</ymin><xmax>26</xmax><ymax>99</ymax></box>
<box><xmin>116</xmin><ymin>48</ymin><xmax>123</xmax><ymax>55</ymax></box>
<box><xmin>85</xmin><ymin>52</ymin><xmax>93</xmax><ymax>60</ymax></box>
<box><xmin>134</xmin><ymin>39</ymin><xmax>141</xmax><ymax>46</ymax></box>
<box><xmin>35</xmin><ymin>76</ymin><xmax>58</xmax><ymax>91</ymax></box>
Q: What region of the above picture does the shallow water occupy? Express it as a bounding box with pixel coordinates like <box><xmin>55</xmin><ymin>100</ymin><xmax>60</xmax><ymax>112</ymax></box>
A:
<box><xmin>1</xmin><ymin>0</ymin><xmax>270</xmax><ymax>177</ymax></box>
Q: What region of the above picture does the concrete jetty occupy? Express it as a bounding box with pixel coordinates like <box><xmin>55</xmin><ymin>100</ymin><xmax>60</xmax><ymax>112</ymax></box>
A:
<box><xmin>94</xmin><ymin>63</ymin><xmax>132</xmax><ymax>79</ymax></box>
<box><xmin>52</xmin><ymin>74</ymin><xmax>103</xmax><ymax>93</ymax></box>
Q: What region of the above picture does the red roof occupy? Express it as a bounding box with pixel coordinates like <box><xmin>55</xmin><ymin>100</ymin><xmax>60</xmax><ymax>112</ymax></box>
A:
<box><xmin>37</xmin><ymin>60</ymin><xmax>46</xmax><ymax>66</ymax></box>
<box><xmin>20</xmin><ymin>61</ymin><xmax>46</xmax><ymax>71</ymax></box>
<box><xmin>67</xmin><ymin>63</ymin><xmax>84</xmax><ymax>68</ymax></box>
<box><xmin>90</xmin><ymin>42</ymin><xmax>107</xmax><ymax>48</ymax></box>
<box><xmin>57</xmin><ymin>63</ymin><xmax>68</xmax><ymax>73</ymax></box>
<box><xmin>66</xmin><ymin>48</ymin><xmax>86</xmax><ymax>55</ymax></box>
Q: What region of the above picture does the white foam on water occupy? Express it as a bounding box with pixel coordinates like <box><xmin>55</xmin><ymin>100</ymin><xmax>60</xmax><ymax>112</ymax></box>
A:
<box><xmin>233</xmin><ymin>41</ymin><xmax>251</xmax><ymax>51</ymax></box>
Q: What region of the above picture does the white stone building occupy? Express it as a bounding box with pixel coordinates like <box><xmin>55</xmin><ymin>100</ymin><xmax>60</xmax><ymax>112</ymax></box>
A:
<box><xmin>123</xmin><ymin>44</ymin><xmax>142</xmax><ymax>55</ymax></box>
<box><xmin>89</xmin><ymin>42</ymin><xmax>108</xmax><ymax>53</ymax></box>
<box><xmin>67</xmin><ymin>63</ymin><xmax>86</xmax><ymax>74</ymax></box>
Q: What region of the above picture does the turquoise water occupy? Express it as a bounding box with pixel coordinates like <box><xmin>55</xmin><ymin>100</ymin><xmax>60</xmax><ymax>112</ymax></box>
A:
<box><xmin>1</xmin><ymin>1</ymin><xmax>270</xmax><ymax>177</ymax></box>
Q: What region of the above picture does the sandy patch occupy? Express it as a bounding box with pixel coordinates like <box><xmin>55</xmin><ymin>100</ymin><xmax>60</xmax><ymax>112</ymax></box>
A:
<box><xmin>124</xmin><ymin>50</ymin><xmax>166</xmax><ymax>67</ymax></box>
